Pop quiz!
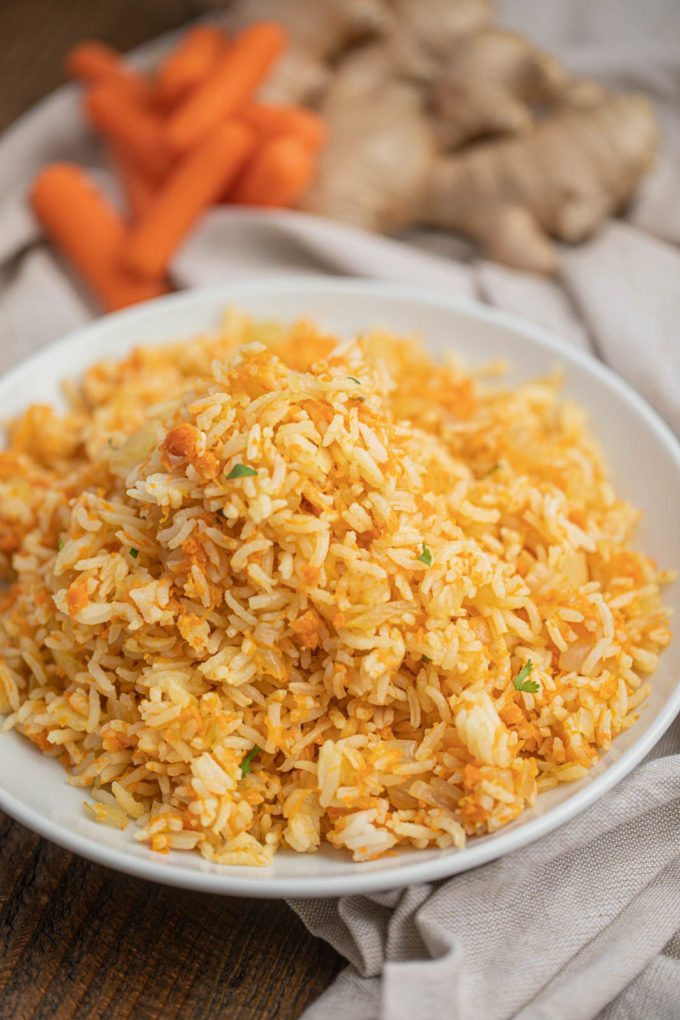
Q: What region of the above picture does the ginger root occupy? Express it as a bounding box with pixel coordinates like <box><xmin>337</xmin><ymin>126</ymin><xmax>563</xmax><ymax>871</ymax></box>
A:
<box><xmin>432</xmin><ymin>27</ymin><xmax>570</xmax><ymax>149</ymax></box>
<box><xmin>386</xmin><ymin>0</ymin><xmax>494</xmax><ymax>78</ymax></box>
<box><xmin>222</xmin><ymin>0</ymin><xmax>392</xmax><ymax>104</ymax></box>
<box><xmin>212</xmin><ymin>0</ymin><xmax>660</xmax><ymax>272</ymax></box>
<box><xmin>301</xmin><ymin>46</ymin><xmax>437</xmax><ymax>232</ymax></box>
<box><xmin>421</xmin><ymin>95</ymin><xmax>660</xmax><ymax>273</ymax></box>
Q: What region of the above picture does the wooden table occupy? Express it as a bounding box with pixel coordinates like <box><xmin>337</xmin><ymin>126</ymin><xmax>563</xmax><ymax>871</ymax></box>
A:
<box><xmin>0</xmin><ymin>1</ymin><xmax>345</xmax><ymax>1016</ymax></box>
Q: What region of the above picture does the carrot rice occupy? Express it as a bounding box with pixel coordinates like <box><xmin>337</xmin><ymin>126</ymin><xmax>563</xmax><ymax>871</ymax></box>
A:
<box><xmin>0</xmin><ymin>311</ymin><xmax>673</xmax><ymax>865</ymax></box>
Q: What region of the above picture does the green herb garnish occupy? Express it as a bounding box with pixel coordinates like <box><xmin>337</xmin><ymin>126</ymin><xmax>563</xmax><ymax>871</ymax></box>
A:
<box><xmin>241</xmin><ymin>744</ymin><xmax>261</xmax><ymax>778</ymax></box>
<box><xmin>129</xmin><ymin>548</ymin><xmax>139</xmax><ymax>558</ymax></box>
<box><xmin>513</xmin><ymin>659</ymin><xmax>539</xmax><ymax>693</ymax></box>
<box><xmin>417</xmin><ymin>542</ymin><xmax>433</xmax><ymax>567</ymax></box>
<box><xmin>216</xmin><ymin>508</ymin><xmax>227</xmax><ymax>525</ymax></box>
<box><xmin>227</xmin><ymin>464</ymin><xmax>258</xmax><ymax>479</ymax></box>
<box><xmin>58</xmin><ymin>540</ymin><xmax>64</xmax><ymax>551</ymax></box>
<box><xmin>483</xmin><ymin>463</ymin><xmax>501</xmax><ymax>478</ymax></box>
<box><xmin>421</xmin><ymin>655</ymin><xmax>431</xmax><ymax>664</ymax></box>
<box><xmin>347</xmin><ymin>377</ymin><xmax>361</xmax><ymax>385</ymax></box>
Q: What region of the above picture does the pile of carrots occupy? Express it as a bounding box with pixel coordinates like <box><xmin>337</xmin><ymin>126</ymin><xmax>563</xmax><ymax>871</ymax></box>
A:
<box><xmin>30</xmin><ymin>21</ymin><xmax>326</xmax><ymax>312</ymax></box>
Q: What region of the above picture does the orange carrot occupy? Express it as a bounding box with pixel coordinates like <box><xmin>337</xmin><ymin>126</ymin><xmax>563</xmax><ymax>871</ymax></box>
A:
<box><xmin>228</xmin><ymin>134</ymin><xmax>318</xmax><ymax>207</ymax></box>
<box><xmin>65</xmin><ymin>41</ymin><xmax>151</xmax><ymax>101</ymax></box>
<box><xmin>109</xmin><ymin>144</ymin><xmax>155</xmax><ymax>221</ymax></box>
<box><xmin>86</xmin><ymin>79</ymin><xmax>171</xmax><ymax>183</ymax></box>
<box><xmin>66</xmin><ymin>40</ymin><xmax>127</xmax><ymax>82</ymax></box>
<box><xmin>30</xmin><ymin>163</ymin><xmax>167</xmax><ymax>311</ymax></box>
<box><xmin>123</xmin><ymin>120</ymin><xmax>256</xmax><ymax>278</ymax></box>
<box><xmin>240</xmin><ymin>104</ymin><xmax>327</xmax><ymax>151</ymax></box>
<box><xmin>155</xmin><ymin>25</ymin><xmax>226</xmax><ymax>107</ymax></box>
<box><xmin>165</xmin><ymin>22</ymin><xmax>287</xmax><ymax>155</ymax></box>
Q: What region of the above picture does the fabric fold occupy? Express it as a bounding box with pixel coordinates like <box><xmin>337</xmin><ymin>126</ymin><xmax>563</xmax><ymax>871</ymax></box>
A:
<box><xmin>299</xmin><ymin>736</ymin><xmax>680</xmax><ymax>1020</ymax></box>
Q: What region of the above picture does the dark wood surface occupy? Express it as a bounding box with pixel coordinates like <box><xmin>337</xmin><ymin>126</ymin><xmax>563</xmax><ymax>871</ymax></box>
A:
<box><xmin>0</xmin><ymin>0</ymin><xmax>203</xmax><ymax>132</ymax></box>
<box><xmin>0</xmin><ymin>812</ymin><xmax>343</xmax><ymax>1019</ymax></box>
<box><xmin>0</xmin><ymin>2</ymin><xmax>345</xmax><ymax>1017</ymax></box>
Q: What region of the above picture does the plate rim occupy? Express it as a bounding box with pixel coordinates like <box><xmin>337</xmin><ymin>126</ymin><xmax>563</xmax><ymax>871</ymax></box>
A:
<box><xmin>1</xmin><ymin>275</ymin><xmax>679</xmax><ymax>899</ymax></box>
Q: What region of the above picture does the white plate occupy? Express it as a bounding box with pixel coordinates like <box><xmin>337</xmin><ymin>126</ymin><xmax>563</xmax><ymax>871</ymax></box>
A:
<box><xmin>1</xmin><ymin>277</ymin><xmax>679</xmax><ymax>898</ymax></box>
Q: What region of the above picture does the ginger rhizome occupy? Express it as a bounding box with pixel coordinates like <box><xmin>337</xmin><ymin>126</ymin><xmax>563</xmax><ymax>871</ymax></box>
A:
<box><xmin>214</xmin><ymin>0</ymin><xmax>658</xmax><ymax>271</ymax></box>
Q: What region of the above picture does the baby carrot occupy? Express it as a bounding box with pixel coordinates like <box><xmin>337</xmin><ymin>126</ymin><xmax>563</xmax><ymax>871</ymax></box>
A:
<box><xmin>123</xmin><ymin>120</ymin><xmax>256</xmax><ymax>278</ymax></box>
<box><xmin>66</xmin><ymin>40</ymin><xmax>127</xmax><ymax>82</ymax></box>
<box><xmin>155</xmin><ymin>25</ymin><xmax>225</xmax><ymax>107</ymax></box>
<box><xmin>65</xmin><ymin>41</ymin><xmax>151</xmax><ymax>101</ymax></box>
<box><xmin>109</xmin><ymin>143</ymin><xmax>155</xmax><ymax>221</ymax></box>
<box><xmin>228</xmin><ymin>134</ymin><xmax>318</xmax><ymax>207</ymax></box>
<box><xmin>30</xmin><ymin>163</ymin><xmax>168</xmax><ymax>311</ymax></box>
<box><xmin>86</xmin><ymin>79</ymin><xmax>171</xmax><ymax>183</ymax></box>
<box><xmin>240</xmin><ymin>104</ymin><xmax>327</xmax><ymax>151</ymax></box>
<box><xmin>165</xmin><ymin>21</ymin><xmax>287</xmax><ymax>155</ymax></box>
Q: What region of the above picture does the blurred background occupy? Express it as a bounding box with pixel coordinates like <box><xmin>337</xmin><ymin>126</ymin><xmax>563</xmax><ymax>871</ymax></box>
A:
<box><xmin>0</xmin><ymin>0</ymin><xmax>202</xmax><ymax>131</ymax></box>
<box><xmin>1</xmin><ymin>0</ymin><xmax>677</xmax><ymax>131</ymax></box>
<box><xmin>1</xmin><ymin>0</ymin><xmax>678</xmax><ymax>359</ymax></box>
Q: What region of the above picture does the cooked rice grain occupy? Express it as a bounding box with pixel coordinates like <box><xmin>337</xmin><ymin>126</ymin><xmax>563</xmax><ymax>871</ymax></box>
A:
<box><xmin>0</xmin><ymin>311</ymin><xmax>673</xmax><ymax>864</ymax></box>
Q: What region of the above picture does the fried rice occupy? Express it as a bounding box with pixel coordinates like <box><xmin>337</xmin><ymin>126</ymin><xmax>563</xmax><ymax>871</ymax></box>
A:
<box><xmin>0</xmin><ymin>311</ymin><xmax>673</xmax><ymax>865</ymax></box>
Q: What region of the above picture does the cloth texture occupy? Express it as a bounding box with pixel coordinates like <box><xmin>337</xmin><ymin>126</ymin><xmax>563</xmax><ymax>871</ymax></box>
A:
<box><xmin>0</xmin><ymin>3</ymin><xmax>679</xmax><ymax>1018</ymax></box>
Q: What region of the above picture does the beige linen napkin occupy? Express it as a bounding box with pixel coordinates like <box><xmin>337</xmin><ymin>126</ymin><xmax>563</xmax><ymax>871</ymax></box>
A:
<box><xmin>0</xmin><ymin>4</ymin><xmax>679</xmax><ymax>1018</ymax></box>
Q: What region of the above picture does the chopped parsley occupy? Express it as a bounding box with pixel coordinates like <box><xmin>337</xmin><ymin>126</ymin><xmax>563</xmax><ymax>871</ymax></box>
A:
<box><xmin>227</xmin><ymin>463</ymin><xmax>258</xmax><ymax>479</ymax></box>
<box><xmin>483</xmin><ymin>463</ymin><xmax>501</xmax><ymax>478</ymax></box>
<box><xmin>347</xmin><ymin>377</ymin><xmax>361</xmax><ymax>385</ymax></box>
<box><xmin>58</xmin><ymin>540</ymin><xmax>64</xmax><ymax>551</ymax></box>
<box><xmin>129</xmin><ymin>548</ymin><xmax>139</xmax><ymax>558</ymax></box>
<box><xmin>513</xmin><ymin>659</ymin><xmax>539</xmax><ymax>693</ymax></box>
<box><xmin>417</xmin><ymin>542</ymin><xmax>433</xmax><ymax>567</ymax></box>
<box><xmin>241</xmin><ymin>745</ymin><xmax>261</xmax><ymax>778</ymax></box>
<box><xmin>216</xmin><ymin>508</ymin><xmax>227</xmax><ymax>524</ymax></box>
<box><xmin>421</xmin><ymin>654</ymin><xmax>432</xmax><ymax>664</ymax></box>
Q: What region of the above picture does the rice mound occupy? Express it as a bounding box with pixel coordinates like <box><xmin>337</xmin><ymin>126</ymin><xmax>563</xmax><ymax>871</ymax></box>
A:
<box><xmin>0</xmin><ymin>312</ymin><xmax>672</xmax><ymax>865</ymax></box>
